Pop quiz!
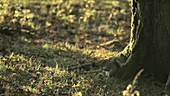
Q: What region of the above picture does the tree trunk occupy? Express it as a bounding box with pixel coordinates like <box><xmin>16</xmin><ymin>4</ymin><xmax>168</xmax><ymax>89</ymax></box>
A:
<box><xmin>117</xmin><ymin>0</ymin><xmax>170</xmax><ymax>82</ymax></box>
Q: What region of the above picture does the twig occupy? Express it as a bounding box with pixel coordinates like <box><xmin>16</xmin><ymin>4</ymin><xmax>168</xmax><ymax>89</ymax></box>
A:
<box><xmin>99</xmin><ymin>40</ymin><xmax>119</xmax><ymax>47</ymax></box>
<box><xmin>130</xmin><ymin>69</ymin><xmax>144</xmax><ymax>93</ymax></box>
<box><xmin>164</xmin><ymin>72</ymin><xmax>170</xmax><ymax>94</ymax></box>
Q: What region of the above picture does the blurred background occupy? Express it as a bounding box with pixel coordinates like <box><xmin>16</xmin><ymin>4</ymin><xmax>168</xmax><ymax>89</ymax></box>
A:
<box><xmin>0</xmin><ymin>0</ymin><xmax>131</xmax><ymax>51</ymax></box>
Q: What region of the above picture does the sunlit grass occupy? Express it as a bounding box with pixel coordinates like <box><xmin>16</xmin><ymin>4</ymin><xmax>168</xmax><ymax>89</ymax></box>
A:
<box><xmin>0</xmin><ymin>0</ymin><xmax>165</xmax><ymax>95</ymax></box>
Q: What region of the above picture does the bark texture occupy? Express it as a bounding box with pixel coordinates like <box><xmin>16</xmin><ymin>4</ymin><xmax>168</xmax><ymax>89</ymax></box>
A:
<box><xmin>117</xmin><ymin>0</ymin><xmax>170</xmax><ymax>82</ymax></box>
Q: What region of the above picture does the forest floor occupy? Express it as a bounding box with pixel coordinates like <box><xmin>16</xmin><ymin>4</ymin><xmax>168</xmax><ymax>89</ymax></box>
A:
<box><xmin>0</xmin><ymin>0</ymin><xmax>166</xmax><ymax>96</ymax></box>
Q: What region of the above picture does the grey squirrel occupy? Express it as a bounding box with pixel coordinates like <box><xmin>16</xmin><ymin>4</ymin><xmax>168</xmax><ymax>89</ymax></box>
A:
<box><xmin>103</xmin><ymin>54</ymin><xmax>127</xmax><ymax>77</ymax></box>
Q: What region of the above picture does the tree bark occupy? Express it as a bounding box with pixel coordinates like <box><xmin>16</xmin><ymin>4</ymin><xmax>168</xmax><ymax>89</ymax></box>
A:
<box><xmin>117</xmin><ymin>0</ymin><xmax>170</xmax><ymax>82</ymax></box>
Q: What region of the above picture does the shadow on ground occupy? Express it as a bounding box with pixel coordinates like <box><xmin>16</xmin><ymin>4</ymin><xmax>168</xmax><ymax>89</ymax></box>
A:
<box><xmin>0</xmin><ymin>29</ymin><xmax>124</xmax><ymax>95</ymax></box>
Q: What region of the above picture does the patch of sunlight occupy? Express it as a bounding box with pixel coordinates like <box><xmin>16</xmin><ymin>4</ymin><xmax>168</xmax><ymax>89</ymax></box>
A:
<box><xmin>82</xmin><ymin>48</ymin><xmax>117</xmax><ymax>59</ymax></box>
<box><xmin>21</xmin><ymin>37</ymin><xmax>31</xmax><ymax>43</ymax></box>
<box><xmin>22</xmin><ymin>86</ymin><xmax>38</xmax><ymax>94</ymax></box>
<box><xmin>0</xmin><ymin>16</ymin><xmax>5</xmax><ymax>23</ymax></box>
<box><xmin>112</xmin><ymin>1</ymin><xmax>120</xmax><ymax>7</ymax></box>
<box><xmin>55</xmin><ymin>0</ymin><xmax>64</xmax><ymax>4</ymax></box>
<box><xmin>64</xmin><ymin>42</ymin><xmax>80</xmax><ymax>51</ymax></box>
<box><xmin>73</xmin><ymin>91</ymin><xmax>82</xmax><ymax>96</ymax></box>
<box><xmin>45</xmin><ymin>21</ymin><xmax>52</xmax><ymax>27</ymax></box>
<box><xmin>44</xmin><ymin>62</ymin><xmax>68</xmax><ymax>77</ymax></box>
<box><xmin>54</xmin><ymin>42</ymin><xmax>117</xmax><ymax>60</ymax></box>
<box><xmin>42</xmin><ymin>43</ymin><xmax>49</xmax><ymax>49</ymax></box>
<box><xmin>44</xmin><ymin>66</ymin><xmax>54</xmax><ymax>72</ymax></box>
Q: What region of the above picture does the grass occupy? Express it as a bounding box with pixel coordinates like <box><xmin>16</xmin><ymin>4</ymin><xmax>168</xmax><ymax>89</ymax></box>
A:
<box><xmin>0</xmin><ymin>0</ymin><xmax>166</xmax><ymax>95</ymax></box>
